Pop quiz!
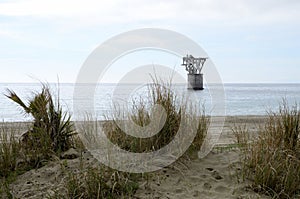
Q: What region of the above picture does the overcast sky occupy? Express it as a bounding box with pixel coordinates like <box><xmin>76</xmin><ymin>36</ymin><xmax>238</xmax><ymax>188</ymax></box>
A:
<box><xmin>0</xmin><ymin>0</ymin><xmax>300</xmax><ymax>83</ymax></box>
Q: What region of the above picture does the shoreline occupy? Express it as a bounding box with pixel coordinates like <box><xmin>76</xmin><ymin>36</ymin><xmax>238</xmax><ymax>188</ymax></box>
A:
<box><xmin>0</xmin><ymin>114</ymin><xmax>269</xmax><ymax>123</ymax></box>
<box><xmin>1</xmin><ymin>115</ymin><xmax>269</xmax><ymax>146</ymax></box>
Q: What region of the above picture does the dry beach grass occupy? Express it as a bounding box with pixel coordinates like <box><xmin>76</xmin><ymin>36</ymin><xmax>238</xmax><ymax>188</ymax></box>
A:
<box><xmin>1</xmin><ymin>81</ymin><xmax>300</xmax><ymax>198</ymax></box>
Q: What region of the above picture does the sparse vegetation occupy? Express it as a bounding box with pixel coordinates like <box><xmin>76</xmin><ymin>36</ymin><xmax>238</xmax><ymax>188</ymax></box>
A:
<box><xmin>102</xmin><ymin>78</ymin><xmax>209</xmax><ymax>154</ymax></box>
<box><xmin>0</xmin><ymin>126</ymin><xmax>20</xmax><ymax>178</ymax></box>
<box><xmin>1</xmin><ymin>84</ymin><xmax>78</xmax><ymax>197</ymax></box>
<box><xmin>0</xmin><ymin>125</ymin><xmax>23</xmax><ymax>198</ymax></box>
<box><xmin>50</xmin><ymin>166</ymin><xmax>139</xmax><ymax>199</ymax></box>
<box><xmin>71</xmin><ymin>78</ymin><xmax>209</xmax><ymax>198</ymax></box>
<box><xmin>234</xmin><ymin>101</ymin><xmax>300</xmax><ymax>198</ymax></box>
<box><xmin>1</xmin><ymin>79</ymin><xmax>209</xmax><ymax>198</ymax></box>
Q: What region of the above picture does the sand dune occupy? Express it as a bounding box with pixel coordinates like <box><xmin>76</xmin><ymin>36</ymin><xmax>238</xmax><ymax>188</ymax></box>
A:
<box><xmin>3</xmin><ymin>116</ymin><xmax>271</xmax><ymax>198</ymax></box>
<box><xmin>135</xmin><ymin>150</ymin><xmax>270</xmax><ymax>199</ymax></box>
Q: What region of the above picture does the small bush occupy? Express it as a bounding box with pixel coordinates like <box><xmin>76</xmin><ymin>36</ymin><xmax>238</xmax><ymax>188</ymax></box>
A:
<box><xmin>236</xmin><ymin>101</ymin><xmax>300</xmax><ymax>198</ymax></box>
<box><xmin>1</xmin><ymin>84</ymin><xmax>77</xmax><ymax>197</ymax></box>
<box><xmin>102</xmin><ymin>78</ymin><xmax>208</xmax><ymax>154</ymax></box>
<box><xmin>5</xmin><ymin>84</ymin><xmax>76</xmax><ymax>155</ymax></box>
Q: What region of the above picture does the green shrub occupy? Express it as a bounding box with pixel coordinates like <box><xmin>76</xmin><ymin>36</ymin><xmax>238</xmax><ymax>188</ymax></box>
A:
<box><xmin>5</xmin><ymin>84</ymin><xmax>76</xmax><ymax>154</ymax></box>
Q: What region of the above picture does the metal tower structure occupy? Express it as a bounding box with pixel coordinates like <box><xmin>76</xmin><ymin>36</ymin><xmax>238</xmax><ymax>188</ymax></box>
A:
<box><xmin>182</xmin><ymin>55</ymin><xmax>208</xmax><ymax>90</ymax></box>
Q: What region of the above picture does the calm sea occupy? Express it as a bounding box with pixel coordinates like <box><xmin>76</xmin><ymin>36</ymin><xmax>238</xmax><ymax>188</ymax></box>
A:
<box><xmin>0</xmin><ymin>83</ymin><xmax>300</xmax><ymax>122</ymax></box>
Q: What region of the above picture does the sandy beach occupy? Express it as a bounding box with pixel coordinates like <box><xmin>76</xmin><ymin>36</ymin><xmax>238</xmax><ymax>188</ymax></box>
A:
<box><xmin>134</xmin><ymin>115</ymin><xmax>270</xmax><ymax>199</ymax></box>
<box><xmin>1</xmin><ymin>116</ymin><xmax>271</xmax><ymax>198</ymax></box>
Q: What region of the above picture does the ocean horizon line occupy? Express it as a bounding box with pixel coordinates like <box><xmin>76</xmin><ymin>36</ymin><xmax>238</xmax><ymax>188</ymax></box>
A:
<box><xmin>1</xmin><ymin>82</ymin><xmax>300</xmax><ymax>85</ymax></box>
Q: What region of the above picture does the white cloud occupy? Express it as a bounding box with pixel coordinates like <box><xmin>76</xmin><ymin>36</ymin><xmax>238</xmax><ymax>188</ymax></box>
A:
<box><xmin>0</xmin><ymin>0</ymin><xmax>299</xmax><ymax>26</ymax></box>
<box><xmin>1</xmin><ymin>0</ymin><xmax>299</xmax><ymax>83</ymax></box>
<box><xmin>0</xmin><ymin>29</ymin><xmax>22</xmax><ymax>40</ymax></box>
<box><xmin>0</xmin><ymin>0</ymin><xmax>113</xmax><ymax>17</ymax></box>
<box><xmin>0</xmin><ymin>30</ymin><xmax>14</xmax><ymax>37</ymax></box>
<box><xmin>0</xmin><ymin>0</ymin><xmax>167</xmax><ymax>22</ymax></box>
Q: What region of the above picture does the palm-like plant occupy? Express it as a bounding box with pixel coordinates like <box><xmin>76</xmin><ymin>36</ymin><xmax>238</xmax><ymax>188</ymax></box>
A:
<box><xmin>5</xmin><ymin>85</ymin><xmax>76</xmax><ymax>153</ymax></box>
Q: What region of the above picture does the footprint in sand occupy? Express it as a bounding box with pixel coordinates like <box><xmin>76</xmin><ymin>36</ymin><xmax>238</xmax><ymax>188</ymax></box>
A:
<box><xmin>205</xmin><ymin>167</ymin><xmax>214</xmax><ymax>171</ymax></box>
<box><xmin>203</xmin><ymin>182</ymin><xmax>212</xmax><ymax>189</ymax></box>
<box><xmin>212</xmin><ymin>170</ymin><xmax>223</xmax><ymax>180</ymax></box>
<box><xmin>205</xmin><ymin>167</ymin><xmax>223</xmax><ymax>180</ymax></box>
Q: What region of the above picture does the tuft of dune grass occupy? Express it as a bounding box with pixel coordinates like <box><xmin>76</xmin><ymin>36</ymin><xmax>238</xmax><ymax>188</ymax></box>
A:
<box><xmin>234</xmin><ymin>100</ymin><xmax>300</xmax><ymax>198</ymax></box>
<box><xmin>102</xmin><ymin>77</ymin><xmax>209</xmax><ymax>154</ymax></box>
